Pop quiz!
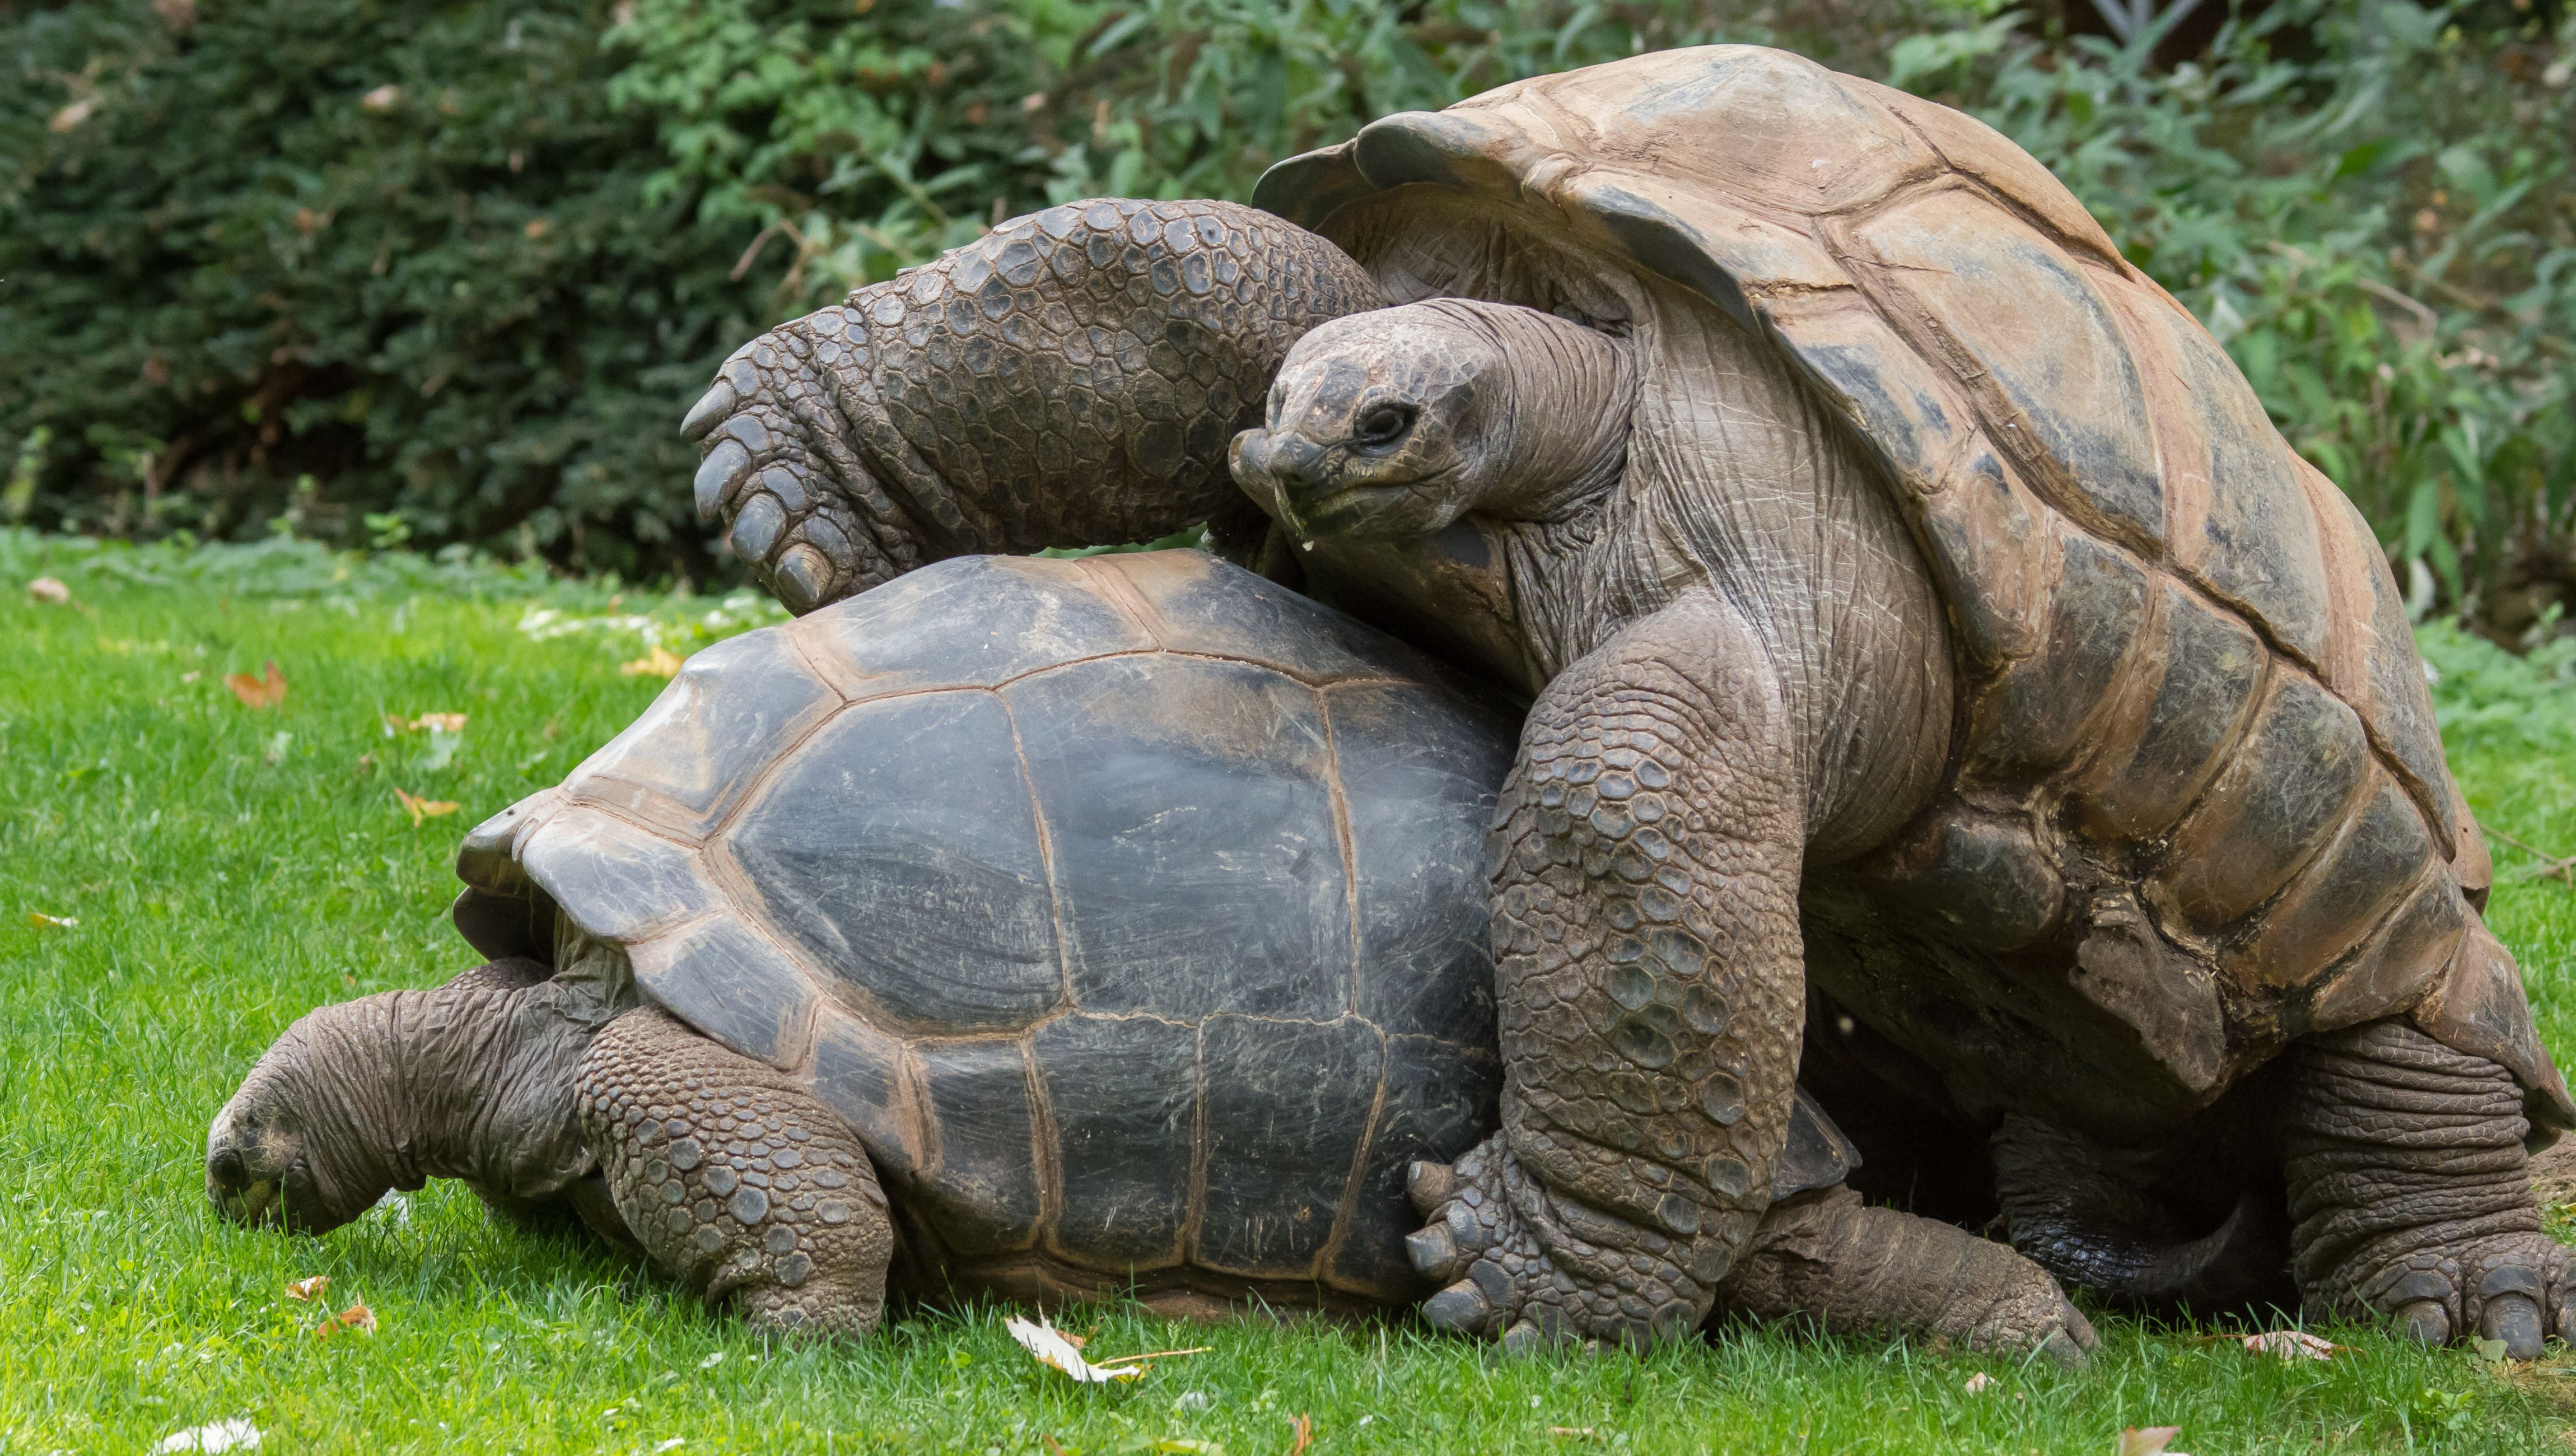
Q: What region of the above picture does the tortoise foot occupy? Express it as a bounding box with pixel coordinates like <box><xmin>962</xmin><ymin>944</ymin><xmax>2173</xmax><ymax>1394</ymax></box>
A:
<box><xmin>1404</xmin><ymin>1135</ymin><xmax>1706</xmax><ymax>1351</ymax></box>
<box><xmin>2355</xmin><ymin>1235</ymin><xmax>2568</xmax><ymax>1359</ymax></box>
<box><xmin>577</xmin><ymin>1007</ymin><xmax>894</xmax><ymax>1339</ymax></box>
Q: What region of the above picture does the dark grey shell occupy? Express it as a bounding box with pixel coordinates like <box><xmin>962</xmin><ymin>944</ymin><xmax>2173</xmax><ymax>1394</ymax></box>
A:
<box><xmin>1253</xmin><ymin>45</ymin><xmax>2570</xmax><ymax>1129</ymax></box>
<box><xmin>453</xmin><ymin>550</ymin><xmax>1515</xmax><ymax>1306</ymax></box>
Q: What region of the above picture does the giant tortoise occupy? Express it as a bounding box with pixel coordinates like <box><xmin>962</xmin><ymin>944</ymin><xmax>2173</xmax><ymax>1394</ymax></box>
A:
<box><xmin>207</xmin><ymin>550</ymin><xmax>2066</xmax><ymax>1347</ymax></box>
<box><xmin>683</xmin><ymin>47</ymin><xmax>2576</xmax><ymax>1355</ymax></box>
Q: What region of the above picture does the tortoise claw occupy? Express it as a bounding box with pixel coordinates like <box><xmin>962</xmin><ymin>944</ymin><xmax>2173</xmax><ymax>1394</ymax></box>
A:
<box><xmin>1422</xmin><ymin>1277</ymin><xmax>1492</xmax><ymax>1336</ymax></box>
<box><xmin>1406</xmin><ymin>1223</ymin><xmax>1465</xmax><ymax>1284</ymax></box>
<box><xmin>1407</xmin><ymin>1159</ymin><xmax>1458</xmax><ymax>1217</ymax></box>
<box><xmin>2395</xmin><ymin>1298</ymin><xmax>2452</xmax><ymax>1344</ymax></box>
<box><xmin>2479</xmin><ymin>1292</ymin><xmax>2544</xmax><ymax>1360</ymax></box>
<box><xmin>695</xmin><ymin>439</ymin><xmax>753</xmax><ymax>519</ymax></box>
<box><xmin>682</xmin><ymin>380</ymin><xmax>739</xmax><ymax>440</ymax></box>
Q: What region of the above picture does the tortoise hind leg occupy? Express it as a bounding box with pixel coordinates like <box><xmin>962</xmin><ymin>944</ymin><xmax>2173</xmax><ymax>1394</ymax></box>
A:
<box><xmin>576</xmin><ymin>1008</ymin><xmax>894</xmax><ymax>1337</ymax></box>
<box><xmin>2286</xmin><ymin>1019</ymin><xmax>2568</xmax><ymax>1357</ymax></box>
<box><xmin>1712</xmin><ymin>1187</ymin><xmax>2097</xmax><ymax>1365</ymax></box>
<box><xmin>1406</xmin><ymin>595</ymin><xmax>1808</xmax><ymax>1350</ymax></box>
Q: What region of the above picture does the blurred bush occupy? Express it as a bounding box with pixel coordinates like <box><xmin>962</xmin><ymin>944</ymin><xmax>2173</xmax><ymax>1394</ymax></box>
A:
<box><xmin>0</xmin><ymin>0</ymin><xmax>768</xmax><ymax>580</ymax></box>
<box><xmin>6</xmin><ymin>0</ymin><xmax>2574</xmax><ymax>632</ymax></box>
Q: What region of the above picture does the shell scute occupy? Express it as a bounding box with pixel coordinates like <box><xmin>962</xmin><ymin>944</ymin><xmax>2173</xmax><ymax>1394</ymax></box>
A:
<box><xmin>1333</xmin><ymin>679</ymin><xmax>1516</xmax><ymax>1042</ymax></box>
<box><xmin>2150</xmin><ymin>672</ymin><xmax>2373</xmax><ymax>932</ymax></box>
<box><xmin>2232</xmin><ymin>774</ymin><xmax>2433</xmax><ymax>993</ymax></box>
<box><xmin>1842</xmin><ymin>74</ymin><xmax>2128</xmax><ymax>268</ymax></box>
<box><xmin>2068</xmin><ymin>579</ymin><xmax>2269</xmax><ymax>842</ymax></box>
<box><xmin>727</xmin><ymin>690</ymin><xmax>1063</xmax><ymax>1036</ymax></box>
<box><xmin>519</xmin><ymin>813</ymin><xmax>720</xmax><ymax>949</ymax></box>
<box><xmin>790</xmin><ymin>554</ymin><xmax>1152</xmax><ymax>699</ymax></box>
<box><xmin>2311</xmin><ymin>867</ymin><xmax>2472</xmax><ymax>1035</ymax></box>
<box><xmin>1004</xmin><ymin>652</ymin><xmax>1350</xmax><ymax>1022</ymax></box>
<box><xmin>808</xmin><ymin>1013</ymin><xmax>923</xmax><ymax>1182</ymax></box>
<box><xmin>631</xmin><ymin>914</ymin><xmax>820</xmax><ymax>1074</ymax></box>
<box><xmin>1840</xmin><ymin>192</ymin><xmax>2166</xmax><ymax>552</ymax></box>
<box><xmin>1194</xmin><ymin>1014</ymin><xmax>1385</xmax><ymax>1278</ymax></box>
<box><xmin>2138</xmin><ymin>302</ymin><xmax>2337</xmax><ymax>670</ymax></box>
<box><xmin>563</xmin><ymin>627</ymin><xmax>837</xmax><ymax>839</ymax></box>
<box><xmin>914</xmin><ymin>1039</ymin><xmax>1045</xmax><ymax>1258</ymax></box>
<box><xmin>1033</xmin><ymin>1012</ymin><xmax>1198</xmax><ymax>1271</ymax></box>
<box><xmin>1965</xmin><ymin>522</ymin><xmax>2151</xmax><ymax>780</ymax></box>
<box><xmin>1909</xmin><ymin>449</ymin><xmax>2056</xmax><ymax>668</ymax></box>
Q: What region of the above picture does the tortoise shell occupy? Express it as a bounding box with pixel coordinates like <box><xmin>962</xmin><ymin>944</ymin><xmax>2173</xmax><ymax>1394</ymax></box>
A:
<box><xmin>1253</xmin><ymin>46</ymin><xmax>2571</xmax><ymax>1131</ymax></box>
<box><xmin>452</xmin><ymin>550</ymin><xmax>1515</xmax><ymax>1310</ymax></box>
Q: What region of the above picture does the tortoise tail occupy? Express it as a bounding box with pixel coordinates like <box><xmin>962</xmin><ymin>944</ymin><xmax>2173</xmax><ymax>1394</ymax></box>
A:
<box><xmin>1992</xmin><ymin>1113</ymin><xmax>2295</xmax><ymax>1315</ymax></box>
<box><xmin>684</xmin><ymin>199</ymin><xmax>1386</xmax><ymax>615</ymax></box>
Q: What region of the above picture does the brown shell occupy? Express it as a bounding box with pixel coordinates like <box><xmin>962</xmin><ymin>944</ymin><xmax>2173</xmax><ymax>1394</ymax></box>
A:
<box><xmin>1253</xmin><ymin>46</ymin><xmax>2570</xmax><ymax>1125</ymax></box>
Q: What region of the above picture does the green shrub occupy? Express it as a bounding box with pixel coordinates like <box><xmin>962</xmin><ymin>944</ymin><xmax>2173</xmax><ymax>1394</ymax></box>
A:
<box><xmin>0</xmin><ymin>0</ymin><xmax>767</xmax><ymax>579</ymax></box>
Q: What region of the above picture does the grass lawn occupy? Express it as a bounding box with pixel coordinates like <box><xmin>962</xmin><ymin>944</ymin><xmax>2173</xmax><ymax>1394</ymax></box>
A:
<box><xmin>3</xmin><ymin>533</ymin><xmax>2573</xmax><ymax>1455</ymax></box>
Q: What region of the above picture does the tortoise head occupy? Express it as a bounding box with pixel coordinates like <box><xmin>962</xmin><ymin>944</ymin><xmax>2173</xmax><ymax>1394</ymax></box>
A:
<box><xmin>206</xmin><ymin>996</ymin><xmax>408</xmax><ymax>1234</ymax></box>
<box><xmin>1231</xmin><ymin>298</ymin><xmax>1635</xmax><ymax>544</ymax></box>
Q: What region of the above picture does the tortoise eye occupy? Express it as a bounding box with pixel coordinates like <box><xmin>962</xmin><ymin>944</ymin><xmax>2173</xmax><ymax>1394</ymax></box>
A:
<box><xmin>1352</xmin><ymin>404</ymin><xmax>1416</xmax><ymax>450</ymax></box>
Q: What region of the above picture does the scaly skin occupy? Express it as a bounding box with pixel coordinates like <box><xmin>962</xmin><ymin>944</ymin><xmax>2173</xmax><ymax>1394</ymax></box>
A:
<box><xmin>577</xmin><ymin>1008</ymin><xmax>893</xmax><ymax>1337</ymax></box>
<box><xmin>1405</xmin><ymin>592</ymin><xmax>1809</xmax><ymax>1348</ymax></box>
<box><xmin>682</xmin><ymin>199</ymin><xmax>1383</xmax><ymax>610</ymax></box>
<box><xmin>2286</xmin><ymin>1020</ymin><xmax>2569</xmax><ymax>1356</ymax></box>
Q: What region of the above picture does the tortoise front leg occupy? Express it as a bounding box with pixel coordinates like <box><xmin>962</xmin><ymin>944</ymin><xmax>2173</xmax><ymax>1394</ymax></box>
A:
<box><xmin>2287</xmin><ymin>1019</ymin><xmax>2568</xmax><ymax>1357</ymax></box>
<box><xmin>576</xmin><ymin>1009</ymin><xmax>893</xmax><ymax>1337</ymax></box>
<box><xmin>1407</xmin><ymin>592</ymin><xmax>1807</xmax><ymax>1349</ymax></box>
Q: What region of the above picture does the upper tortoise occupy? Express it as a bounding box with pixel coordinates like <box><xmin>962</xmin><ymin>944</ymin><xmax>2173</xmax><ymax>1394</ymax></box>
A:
<box><xmin>684</xmin><ymin>48</ymin><xmax>2575</xmax><ymax>1355</ymax></box>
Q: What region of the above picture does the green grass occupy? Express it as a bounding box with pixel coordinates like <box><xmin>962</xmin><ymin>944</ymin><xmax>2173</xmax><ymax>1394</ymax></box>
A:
<box><xmin>2</xmin><ymin>536</ymin><xmax>2573</xmax><ymax>1454</ymax></box>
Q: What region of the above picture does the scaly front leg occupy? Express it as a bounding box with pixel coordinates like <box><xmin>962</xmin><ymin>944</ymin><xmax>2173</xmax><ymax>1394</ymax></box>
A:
<box><xmin>1408</xmin><ymin>592</ymin><xmax>1807</xmax><ymax>1350</ymax></box>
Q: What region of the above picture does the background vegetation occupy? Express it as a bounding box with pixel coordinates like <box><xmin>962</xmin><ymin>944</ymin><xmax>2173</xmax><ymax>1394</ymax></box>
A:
<box><xmin>6</xmin><ymin>0</ymin><xmax>2575</xmax><ymax>622</ymax></box>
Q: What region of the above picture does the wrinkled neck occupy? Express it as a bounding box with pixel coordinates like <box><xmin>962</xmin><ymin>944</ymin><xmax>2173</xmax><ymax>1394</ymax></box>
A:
<box><xmin>374</xmin><ymin>983</ymin><xmax>597</xmax><ymax>1200</ymax></box>
<box><xmin>1421</xmin><ymin>299</ymin><xmax>1634</xmax><ymax>521</ymax></box>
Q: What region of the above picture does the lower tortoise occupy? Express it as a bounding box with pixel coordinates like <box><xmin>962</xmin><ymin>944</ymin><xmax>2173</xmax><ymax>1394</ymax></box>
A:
<box><xmin>209</xmin><ymin>552</ymin><xmax>2090</xmax><ymax>1353</ymax></box>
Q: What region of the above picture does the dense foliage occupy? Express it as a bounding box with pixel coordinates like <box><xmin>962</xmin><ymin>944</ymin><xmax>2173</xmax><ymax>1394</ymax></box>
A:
<box><xmin>6</xmin><ymin>0</ymin><xmax>2574</xmax><ymax>627</ymax></box>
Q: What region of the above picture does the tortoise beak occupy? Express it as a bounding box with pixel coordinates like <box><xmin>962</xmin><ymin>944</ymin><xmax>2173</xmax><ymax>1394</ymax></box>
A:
<box><xmin>206</xmin><ymin>1109</ymin><xmax>288</xmax><ymax>1229</ymax></box>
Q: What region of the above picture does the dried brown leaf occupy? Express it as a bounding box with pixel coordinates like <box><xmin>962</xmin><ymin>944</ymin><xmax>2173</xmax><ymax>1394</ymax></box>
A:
<box><xmin>223</xmin><ymin>661</ymin><xmax>287</xmax><ymax>708</ymax></box>
<box><xmin>2118</xmin><ymin>1427</ymin><xmax>2186</xmax><ymax>1456</ymax></box>
<box><xmin>393</xmin><ymin>787</ymin><xmax>460</xmax><ymax>826</ymax></box>
<box><xmin>1289</xmin><ymin>1413</ymin><xmax>1313</xmax><ymax>1456</ymax></box>
<box><xmin>619</xmin><ymin>644</ymin><xmax>685</xmax><ymax>678</ymax></box>
<box><xmin>315</xmin><ymin>1301</ymin><xmax>376</xmax><ymax>1338</ymax></box>
<box><xmin>284</xmin><ymin>1275</ymin><xmax>330</xmax><ymax>1301</ymax></box>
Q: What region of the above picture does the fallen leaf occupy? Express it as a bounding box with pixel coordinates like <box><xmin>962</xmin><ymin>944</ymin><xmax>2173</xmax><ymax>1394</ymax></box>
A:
<box><xmin>382</xmin><ymin>711</ymin><xmax>468</xmax><ymax>734</ymax></box>
<box><xmin>1289</xmin><ymin>1413</ymin><xmax>1313</xmax><ymax>1456</ymax></box>
<box><xmin>151</xmin><ymin>1419</ymin><xmax>260</xmax><ymax>1454</ymax></box>
<box><xmin>315</xmin><ymin>1301</ymin><xmax>376</xmax><ymax>1338</ymax></box>
<box><xmin>1004</xmin><ymin>1314</ymin><xmax>1145</xmax><ymax>1383</ymax></box>
<box><xmin>27</xmin><ymin>576</ymin><xmax>69</xmax><ymax>604</ymax></box>
<box><xmin>620</xmin><ymin>644</ymin><xmax>685</xmax><ymax>678</ymax></box>
<box><xmin>2118</xmin><ymin>1428</ymin><xmax>2187</xmax><ymax>1456</ymax></box>
<box><xmin>223</xmin><ymin>661</ymin><xmax>287</xmax><ymax>708</ymax></box>
<box><xmin>1964</xmin><ymin>1371</ymin><xmax>2000</xmax><ymax>1393</ymax></box>
<box><xmin>393</xmin><ymin>787</ymin><xmax>460</xmax><ymax>827</ymax></box>
<box><xmin>2239</xmin><ymin>1329</ymin><xmax>2341</xmax><ymax>1361</ymax></box>
<box><xmin>25</xmin><ymin>912</ymin><xmax>77</xmax><ymax>930</ymax></box>
<box><xmin>284</xmin><ymin>1275</ymin><xmax>330</xmax><ymax>1301</ymax></box>
<box><xmin>353</xmin><ymin>752</ymin><xmax>376</xmax><ymax>779</ymax></box>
